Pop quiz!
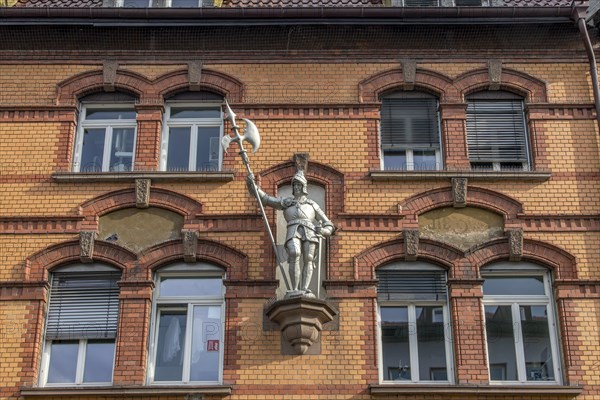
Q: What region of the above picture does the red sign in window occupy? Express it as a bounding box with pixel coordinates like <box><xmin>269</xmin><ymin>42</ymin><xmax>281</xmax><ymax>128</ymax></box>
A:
<box><xmin>207</xmin><ymin>340</ymin><xmax>219</xmax><ymax>352</ymax></box>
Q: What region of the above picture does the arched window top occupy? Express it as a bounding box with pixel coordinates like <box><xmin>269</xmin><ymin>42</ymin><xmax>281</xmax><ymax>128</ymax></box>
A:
<box><xmin>481</xmin><ymin>261</ymin><xmax>548</xmax><ymax>274</ymax></box>
<box><xmin>51</xmin><ymin>262</ymin><xmax>121</xmax><ymax>274</ymax></box>
<box><xmin>155</xmin><ymin>262</ymin><xmax>225</xmax><ymax>299</ymax></box>
<box><xmin>378</xmin><ymin>260</ymin><xmax>446</xmax><ymax>272</ymax></box>
<box><xmin>157</xmin><ymin>261</ymin><xmax>225</xmax><ymax>274</ymax></box>
<box><xmin>466</xmin><ymin>90</ymin><xmax>524</xmax><ymax>101</ymax></box>
<box><xmin>165</xmin><ymin>90</ymin><xmax>224</xmax><ymax>103</ymax></box>
<box><xmin>379</xmin><ymin>90</ymin><xmax>439</xmax><ymax>101</ymax></box>
<box><xmin>377</xmin><ymin>261</ymin><xmax>447</xmax><ymax>302</ymax></box>
<box><xmin>79</xmin><ymin>91</ymin><xmax>138</xmax><ymax>104</ymax></box>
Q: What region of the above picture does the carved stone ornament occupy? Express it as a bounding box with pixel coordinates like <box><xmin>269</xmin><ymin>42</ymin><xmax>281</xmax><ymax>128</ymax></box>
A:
<box><xmin>182</xmin><ymin>230</ymin><xmax>199</xmax><ymax>262</ymax></box>
<box><xmin>488</xmin><ymin>59</ymin><xmax>502</xmax><ymax>91</ymax></box>
<box><xmin>103</xmin><ymin>60</ymin><xmax>118</xmax><ymax>92</ymax></box>
<box><xmin>265</xmin><ymin>296</ymin><xmax>338</xmax><ymax>355</ymax></box>
<box><xmin>188</xmin><ymin>61</ymin><xmax>203</xmax><ymax>91</ymax></box>
<box><xmin>403</xmin><ymin>229</ymin><xmax>419</xmax><ymax>261</ymax></box>
<box><xmin>79</xmin><ymin>231</ymin><xmax>97</xmax><ymax>263</ymax></box>
<box><xmin>452</xmin><ymin>178</ymin><xmax>468</xmax><ymax>208</ymax></box>
<box><xmin>135</xmin><ymin>179</ymin><xmax>151</xmax><ymax>209</ymax></box>
<box><xmin>401</xmin><ymin>59</ymin><xmax>417</xmax><ymax>90</ymax></box>
<box><xmin>508</xmin><ymin>228</ymin><xmax>524</xmax><ymax>261</ymax></box>
<box><xmin>293</xmin><ymin>152</ymin><xmax>310</xmax><ymax>172</ymax></box>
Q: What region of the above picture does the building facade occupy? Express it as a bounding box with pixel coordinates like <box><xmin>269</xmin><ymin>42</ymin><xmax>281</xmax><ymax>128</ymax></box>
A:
<box><xmin>0</xmin><ymin>0</ymin><xmax>599</xmax><ymax>399</ymax></box>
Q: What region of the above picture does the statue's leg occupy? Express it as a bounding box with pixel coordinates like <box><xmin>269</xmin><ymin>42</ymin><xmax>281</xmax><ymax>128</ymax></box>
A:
<box><xmin>300</xmin><ymin>241</ymin><xmax>317</xmax><ymax>292</ymax></box>
<box><xmin>286</xmin><ymin>238</ymin><xmax>301</xmax><ymax>291</ymax></box>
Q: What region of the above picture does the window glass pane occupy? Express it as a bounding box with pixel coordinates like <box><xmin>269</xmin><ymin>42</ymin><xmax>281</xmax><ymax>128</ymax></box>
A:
<box><xmin>86</xmin><ymin>109</ymin><xmax>136</xmax><ymax>120</ymax></box>
<box><xmin>160</xmin><ymin>277</ymin><xmax>222</xmax><ymax>297</ymax></box>
<box><xmin>155</xmin><ymin>311</ymin><xmax>187</xmax><ymax>382</ymax></box>
<box><xmin>83</xmin><ymin>341</ymin><xmax>115</xmax><ymax>383</ymax></box>
<box><xmin>171</xmin><ymin>0</ymin><xmax>199</xmax><ymax>6</ymax></box>
<box><xmin>80</xmin><ymin>128</ymin><xmax>106</xmax><ymax>172</ymax></box>
<box><xmin>383</xmin><ymin>150</ymin><xmax>407</xmax><ymax>171</ymax></box>
<box><xmin>416</xmin><ymin>306</ymin><xmax>447</xmax><ymax>381</ymax></box>
<box><xmin>483</xmin><ymin>276</ymin><xmax>545</xmax><ymax>296</ymax></box>
<box><xmin>123</xmin><ymin>0</ymin><xmax>150</xmax><ymax>6</ymax></box>
<box><xmin>190</xmin><ymin>305</ymin><xmax>221</xmax><ymax>382</ymax></box>
<box><xmin>485</xmin><ymin>305</ymin><xmax>518</xmax><ymax>381</ymax></box>
<box><xmin>520</xmin><ymin>305</ymin><xmax>555</xmax><ymax>381</ymax></box>
<box><xmin>47</xmin><ymin>341</ymin><xmax>78</xmax><ymax>384</ymax></box>
<box><xmin>109</xmin><ymin>128</ymin><xmax>135</xmax><ymax>172</ymax></box>
<box><xmin>166</xmin><ymin>127</ymin><xmax>191</xmax><ymax>172</ymax></box>
<box><xmin>196</xmin><ymin>127</ymin><xmax>221</xmax><ymax>171</ymax></box>
<box><xmin>412</xmin><ymin>150</ymin><xmax>437</xmax><ymax>171</ymax></box>
<box><xmin>381</xmin><ymin>306</ymin><xmax>411</xmax><ymax>381</ymax></box>
<box><xmin>170</xmin><ymin>108</ymin><xmax>221</xmax><ymax>119</ymax></box>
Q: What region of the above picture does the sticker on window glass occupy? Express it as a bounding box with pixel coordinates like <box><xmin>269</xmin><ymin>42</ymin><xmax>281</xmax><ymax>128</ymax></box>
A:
<box><xmin>207</xmin><ymin>340</ymin><xmax>219</xmax><ymax>352</ymax></box>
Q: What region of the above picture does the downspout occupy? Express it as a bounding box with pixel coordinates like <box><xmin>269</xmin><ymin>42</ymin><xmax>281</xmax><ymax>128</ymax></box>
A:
<box><xmin>576</xmin><ymin>8</ymin><xmax>600</xmax><ymax>132</ymax></box>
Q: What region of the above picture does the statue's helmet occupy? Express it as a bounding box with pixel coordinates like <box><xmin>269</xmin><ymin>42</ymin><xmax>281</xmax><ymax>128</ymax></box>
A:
<box><xmin>291</xmin><ymin>170</ymin><xmax>308</xmax><ymax>195</ymax></box>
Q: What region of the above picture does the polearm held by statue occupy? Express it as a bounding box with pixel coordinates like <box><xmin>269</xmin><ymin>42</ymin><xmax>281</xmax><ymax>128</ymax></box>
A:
<box><xmin>221</xmin><ymin>100</ymin><xmax>292</xmax><ymax>291</ymax></box>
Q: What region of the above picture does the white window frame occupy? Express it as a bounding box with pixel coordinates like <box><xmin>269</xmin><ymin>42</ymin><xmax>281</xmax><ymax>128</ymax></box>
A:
<box><xmin>166</xmin><ymin>0</ymin><xmax>204</xmax><ymax>6</ymax></box>
<box><xmin>116</xmin><ymin>0</ymin><xmax>153</xmax><ymax>6</ymax></box>
<box><xmin>39</xmin><ymin>264</ymin><xmax>120</xmax><ymax>387</ymax></box>
<box><xmin>160</xmin><ymin>103</ymin><xmax>224</xmax><ymax>172</ymax></box>
<box><xmin>482</xmin><ymin>262</ymin><xmax>562</xmax><ymax>385</ymax></box>
<box><xmin>377</xmin><ymin>263</ymin><xmax>454</xmax><ymax>384</ymax></box>
<box><xmin>73</xmin><ymin>104</ymin><xmax>137</xmax><ymax>173</ymax></box>
<box><xmin>147</xmin><ymin>263</ymin><xmax>225</xmax><ymax>385</ymax></box>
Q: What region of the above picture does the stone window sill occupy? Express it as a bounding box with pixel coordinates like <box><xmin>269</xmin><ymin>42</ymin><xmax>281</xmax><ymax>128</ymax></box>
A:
<box><xmin>370</xmin><ymin>384</ymin><xmax>582</xmax><ymax>397</ymax></box>
<box><xmin>21</xmin><ymin>385</ymin><xmax>232</xmax><ymax>397</ymax></box>
<box><xmin>52</xmin><ymin>171</ymin><xmax>235</xmax><ymax>183</ymax></box>
<box><xmin>369</xmin><ymin>170</ymin><xmax>551</xmax><ymax>181</ymax></box>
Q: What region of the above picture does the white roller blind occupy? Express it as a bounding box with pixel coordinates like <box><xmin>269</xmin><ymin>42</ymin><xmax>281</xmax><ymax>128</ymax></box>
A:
<box><xmin>46</xmin><ymin>272</ymin><xmax>121</xmax><ymax>340</ymax></box>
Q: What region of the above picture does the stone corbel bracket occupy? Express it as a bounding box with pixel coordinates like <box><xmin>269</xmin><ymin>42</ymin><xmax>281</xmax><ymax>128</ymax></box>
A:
<box><xmin>508</xmin><ymin>228</ymin><xmax>523</xmax><ymax>261</ymax></box>
<box><xmin>265</xmin><ymin>296</ymin><xmax>338</xmax><ymax>355</ymax></box>
<box><xmin>79</xmin><ymin>230</ymin><xmax>97</xmax><ymax>263</ymax></box>
<box><xmin>403</xmin><ymin>229</ymin><xmax>419</xmax><ymax>261</ymax></box>
<box><xmin>452</xmin><ymin>177</ymin><xmax>468</xmax><ymax>208</ymax></box>
<box><xmin>135</xmin><ymin>179</ymin><xmax>151</xmax><ymax>208</ymax></box>
<box><xmin>182</xmin><ymin>230</ymin><xmax>199</xmax><ymax>262</ymax></box>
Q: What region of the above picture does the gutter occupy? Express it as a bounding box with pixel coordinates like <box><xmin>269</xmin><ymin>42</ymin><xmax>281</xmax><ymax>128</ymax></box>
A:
<box><xmin>0</xmin><ymin>6</ymin><xmax>576</xmax><ymax>26</ymax></box>
<box><xmin>574</xmin><ymin>5</ymin><xmax>600</xmax><ymax>132</ymax></box>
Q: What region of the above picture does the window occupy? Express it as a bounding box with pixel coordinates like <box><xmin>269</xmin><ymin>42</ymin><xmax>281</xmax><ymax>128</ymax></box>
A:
<box><xmin>120</xmin><ymin>0</ymin><xmax>152</xmax><ymax>7</ymax></box>
<box><xmin>149</xmin><ymin>263</ymin><xmax>225</xmax><ymax>384</ymax></box>
<box><xmin>74</xmin><ymin>92</ymin><xmax>137</xmax><ymax>173</ymax></box>
<box><xmin>482</xmin><ymin>262</ymin><xmax>561</xmax><ymax>383</ymax></box>
<box><xmin>40</xmin><ymin>265</ymin><xmax>121</xmax><ymax>386</ymax></box>
<box><xmin>466</xmin><ymin>91</ymin><xmax>530</xmax><ymax>171</ymax></box>
<box><xmin>377</xmin><ymin>262</ymin><xmax>453</xmax><ymax>383</ymax></box>
<box><xmin>160</xmin><ymin>92</ymin><xmax>224</xmax><ymax>172</ymax></box>
<box><xmin>455</xmin><ymin>0</ymin><xmax>486</xmax><ymax>5</ymax></box>
<box><xmin>388</xmin><ymin>0</ymin><xmax>440</xmax><ymax>5</ymax></box>
<box><xmin>117</xmin><ymin>0</ymin><xmax>213</xmax><ymax>8</ymax></box>
<box><xmin>379</xmin><ymin>92</ymin><xmax>442</xmax><ymax>171</ymax></box>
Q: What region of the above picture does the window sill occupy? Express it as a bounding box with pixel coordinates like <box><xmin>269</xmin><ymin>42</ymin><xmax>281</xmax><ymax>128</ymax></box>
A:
<box><xmin>369</xmin><ymin>384</ymin><xmax>582</xmax><ymax>397</ymax></box>
<box><xmin>369</xmin><ymin>170</ymin><xmax>551</xmax><ymax>181</ymax></box>
<box><xmin>21</xmin><ymin>385</ymin><xmax>232</xmax><ymax>397</ymax></box>
<box><xmin>52</xmin><ymin>171</ymin><xmax>235</xmax><ymax>183</ymax></box>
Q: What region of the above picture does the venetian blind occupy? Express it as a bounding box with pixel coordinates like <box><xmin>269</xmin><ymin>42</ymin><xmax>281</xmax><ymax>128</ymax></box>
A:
<box><xmin>377</xmin><ymin>270</ymin><xmax>447</xmax><ymax>301</ymax></box>
<box><xmin>380</xmin><ymin>98</ymin><xmax>439</xmax><ymax>150</ymax></box>
<box><xmin>466</xmin><ymin>99</ymin><xmax>528</xmax><ymax>163</ymax></box>
<box><xmin>46</xmin><ymin>272</ymin><xmax>121</xmax><ymax>340</ymax></box>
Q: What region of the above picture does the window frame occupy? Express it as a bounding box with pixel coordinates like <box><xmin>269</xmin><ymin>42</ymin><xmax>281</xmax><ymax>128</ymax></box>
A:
<box><xmin>378</xmin><ymin>93</ymin><xmax>443</xmax><ymax>171</ymax></box>
<box><xmin>376</xmin><ymin>262</ymin><xmax>454</xmax><ymax>384</ymax></box>
<box><xmin>147</xmin><ymin>263</ymin><xmax>226</xmax><ymax>385</ymax></box>
<box><xmin>159</xmin><ymin>102</ymin><xmax>224</xmax><ymax>172</ymax></box>
<box><xmin>73</xmin><ymin>104</ymin><xmax>138</xmax><ymax>173</ymax></box>
<box><xmin>39</xmin><ymin>264</ymin><xmax>121</xmax><ymax>387</ymax></box>
<box><xmin>116</xmin><ymin>0</ymin><xmax>153</xmax><ymax>7</ymax></box>
<box><xmin>482</xmin><ymin>262</ymin><xmax>562</xmax><ymax>385</ymax></box>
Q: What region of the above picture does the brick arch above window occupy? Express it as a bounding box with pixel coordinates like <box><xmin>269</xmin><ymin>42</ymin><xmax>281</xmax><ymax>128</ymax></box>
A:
<box><xmin>25</xmin><ymin>240</ymin><xmax>136</xmax><ymax>282</ymax></box>
<box><xmin>358</xmin><ymin>68</ymin><xmax>457</xmax><ymax>103</ymax></box>
<box><xmin>400</xmin><ymin>186</ymin><xmax>523</xmax><ymax>221</ymax></box>
<box><xmin>56</xmin><ymin>69</ymin><xmax>151</xmax><ymax>105</ymax></box>
<box><xmin>454</xmin><ymin>67</ymin><xmax>547</xmax><ymax>103</ymax></box>
<box><xmin>467</xmin><ymin>238</ymin><xmax>577</xmax><ymax>279</ymax></box>
<box><xmin>258</xmin><ymin>160</ymin><xmax>345</xmax><ymax>217</ymax></box>
<box><xmin>354</xmin><ymin>237</ymin><xmax>463</xmax><ymax>280</ymax></box>
<box><xmin>154</xmin><ymin>69</ymin><xmax>244</xmax><ymax>102</ymax></box>
<box><xmin>139</xmin><ymin>238</ymin><xmax>248</xmax><ymax>281</ymax></box>
<box><xmin>79</xmin><ymin>187</ymin><xmax>203</xmax><ymax>222</ymax></box>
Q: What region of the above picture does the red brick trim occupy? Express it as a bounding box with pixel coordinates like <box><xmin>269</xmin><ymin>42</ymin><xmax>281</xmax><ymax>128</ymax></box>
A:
<box><xmin>139</xmin><ymin>238</ymin><xmax>248</xmax><ymax>280</ymax></box>
<box><xmin>454</xmin><ymin>67</ymin><xmax>548</xmax><ymax>102</ymax></box>
<box><xmin>401</xmin><ymin>186</ymin><xmax>523</xmax><ymax>220</ymax></box>
<box><xmin>25</xmin><ymin>240</ymin><xmax>136</xmax><ymax>282</ymax></box>
<box><xmin>353</xmin><ymin>237</ymin><xmax>463</xmax><ymax>280</ymax></box>
<box><xmin>78</xmin><ymin>187</ymin><xmax>203</xmax><ymax>223</ymax></box>
<box><xmin>154</xmin><ymin>69</ymin><xmax>244</xmax><ymax>102</ymax></box>
<box><xmin>358</xmin><ymin>68</ymin><xmax>455</xmax><ymax>103</ymax></box>
<box><xmin>56</xmin><ymin>69</ymin><xmax>152</xmax><ymax>105</ymax></box>
<box><xmin>467</xmin><ymin>238</ymin><xmax>577</xmax><ymax>279</ymax></box>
